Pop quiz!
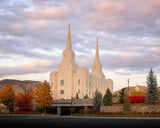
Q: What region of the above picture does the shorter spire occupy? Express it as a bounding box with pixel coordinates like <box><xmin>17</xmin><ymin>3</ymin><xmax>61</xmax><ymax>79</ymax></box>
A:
<box><xmin>95</xmin><ymin>37</ymin><xmax>100</xmax><ymax>62</ymax></box>
<box><xmin>66</xmin><ymin>24</ymin><xmax>72</xmax><ymax>50</ymax></box>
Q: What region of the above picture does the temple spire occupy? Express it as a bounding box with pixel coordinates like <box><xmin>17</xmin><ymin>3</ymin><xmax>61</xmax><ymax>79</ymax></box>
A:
<box><xmin>95</xmin><ymin>37</ymin><xmax>100</xmax><ymax>63</ymax></box>
<box><xmin>66</xmin><ymin>24</ymin><xmax>72</xmax><ymax>50</ymax></box>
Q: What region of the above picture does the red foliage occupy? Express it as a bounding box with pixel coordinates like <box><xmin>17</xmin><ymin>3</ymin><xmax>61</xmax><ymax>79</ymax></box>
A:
<box><xmin>16</xmin><ymin>92</ymin><xmax>33</xmax><ymax>112</ymax></box>
<box><xmin>129</xmin><ymin>96</ymin><xmax>146</xmax><ymax>103</ymax></box>
<box><xmin>151</xmin><ymin>112</ymin><xmax>157</xmax><ymax>114</ymax></box>
<box><xmin>132</xmin><ymin>111</ymin><xmax>137</xmax><ymax>114</ymax></box>
<box><xmin>144</xmin><ymin>112</ymin><xmax>149</xmax><ymax>114</ymax></box>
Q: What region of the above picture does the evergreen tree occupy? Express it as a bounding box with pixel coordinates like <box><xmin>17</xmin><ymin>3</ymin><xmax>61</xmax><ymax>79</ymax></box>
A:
<box><xmin>93</xmin><ymin>90</ymin><xmax>102</xmax><ymax>110</ymax></box>
<box><xmin>119</xmin><ymin>88</ymin><xmax>126</xmax><ymax>104</ymax></box>
<box><xmin>103</xmin><ymin>89</ymin><xmax>113</xmax><ymax>106</ymax></box>
<box><xmin>76</xmin><ymin>93</ymin><xmax>79</xmax><ymax>99</ymax></box>
<box><xmin>145</xmin><ymin>68</ymin><xmax>159</xmax><ymax>104</ymax></box>
<box><xmin>84</xmin><ymin>94</ymin><xmax>89</xmax><ymax>99</ymax></box>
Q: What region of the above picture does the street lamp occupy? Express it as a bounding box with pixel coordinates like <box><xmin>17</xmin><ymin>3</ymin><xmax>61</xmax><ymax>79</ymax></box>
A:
<box><xmin>128</xmin><ymin>79</ymin><xmax>130</xmax><ymax>96</ymax></box>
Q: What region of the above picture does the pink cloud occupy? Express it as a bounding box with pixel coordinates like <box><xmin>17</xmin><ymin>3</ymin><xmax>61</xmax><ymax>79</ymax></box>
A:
<box><xmin>0</xmin><ymin>59</ymin><xmax>55</xmax><ymax>77</ymax></box>
<box><xmin>85</xmin><ymin>0</ymin><xmax>160</xmax><ymax>30</ymax></box>
<box><xmin>26</xmin><ymin>6</ymin><xmax>68</xmax><ymax>19</ymax></box>
<box><xmin>145</xmin><ymin>42</ymin><xmax>160</xmax><ymax>47</ymax></box>
<box><xmin>9</xmin><ymin>23</ymin><xmax>23</xmax><ymax>35</ymax></box>
<box><xmin>30</xmin><ymin>20</ymin><xmax>51</xmax><ymax>30</ymax></box>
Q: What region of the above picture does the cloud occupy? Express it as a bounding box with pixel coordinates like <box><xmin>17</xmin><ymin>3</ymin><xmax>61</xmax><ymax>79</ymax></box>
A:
<box><xmin>0</xmin><ymin>59</ymin><xmax>58</xmax><ymax>77</ymax></box>
<box><xmin>0</xmin><ymin>0</ymin><xmax>160</xmax><ymax>83</ymax></box>
<box><xmin>84</xmin><ymin>0</ymin><xmax>160</xmax><ymax>38</ymax></box>
<box><xmin>29</xmin><ymin>20</ymin><xmax>51</xmax><ymax>30</ymax></box>
<box><xmin>26</xmin><ymin>6</ymin><xmax>68</xmax><ymax>19</ymax></box>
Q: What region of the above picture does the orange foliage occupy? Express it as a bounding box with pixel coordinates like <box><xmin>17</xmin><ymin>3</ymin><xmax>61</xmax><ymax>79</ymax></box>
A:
<box><xmin>31</xmin><ymin>80</ymin><xmax>53</xmax><ymax>109</ymax></box>
<box><xmin>0</xmin><ymin>85</ymin><xmax>16</xmax><ymax>112</ymax></box>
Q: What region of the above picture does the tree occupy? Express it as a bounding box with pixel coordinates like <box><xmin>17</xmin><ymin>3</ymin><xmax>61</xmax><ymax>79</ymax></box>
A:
<box><xmin>76</xmin><ymin>93</ymin><xmax>79</xmax><ymax>99</ymax></box>
<box><xmin>16</xmin><ymin>92</ymin><xmax>33</xmax><ymax>112</ymax></box>
<box><xmin>93</xmin><ymin>90</ymin><xmax>102</xmax><ymax>110</ymax></box>
<box><xmin>32</xmin><ymin>80</ymin><xmax>53</xmax><ymax>113</ymax></box>
<box><xmin>130</xmin><ymin>90</ymin><xmax>146</xmax><ymax>96</ymax></box>
<box><xmin>0</xmin><ymin>85</ymin><xmax>16</xmax><ymax>112</ymax></box>
<box><xmin>84</xmin><ymin>94</ymin><xmax>89</xmax><ymax>99</ymax></box>
<box><xmin>145</xmin><ymin>68</ymin><xmax>159</xmax><ymax>104</ymax></box>
<box><xmin>103</xmin><ymin>89</ymin><xmax>113</xmax><ymax>106</ymax></box>
<box><xmin>123</xmin><ymin>96</ymin><xmax>131</xmax><ymax>114</ymax></box>
<box><xmin>119</xmin><ymin>88</ymin><xmax>126</xmax><ymax>104</ymax></box>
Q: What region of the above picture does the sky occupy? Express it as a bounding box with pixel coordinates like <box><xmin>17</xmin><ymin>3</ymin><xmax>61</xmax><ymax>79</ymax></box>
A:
<box><xmin>0</xmin><ymin>0</ymin><xmax>160</xmax><ymax>92</ymax></box>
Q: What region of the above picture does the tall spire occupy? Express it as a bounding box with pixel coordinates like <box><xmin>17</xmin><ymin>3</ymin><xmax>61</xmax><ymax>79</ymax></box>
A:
<box><xmin>66</xmin><ymin>24</ymin><xmax>72</xmax><ymax>50</ymax></box>
<box><xmin>95</xmin><ymin>37</ymin><xmax>100</xmax><ymax>63</ymax></box>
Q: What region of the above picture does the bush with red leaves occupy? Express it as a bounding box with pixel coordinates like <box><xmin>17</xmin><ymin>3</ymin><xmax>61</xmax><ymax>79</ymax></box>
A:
<box><xmin>129</xmin><ymin>96</ymin><xmax>146</xmax><ymax>103</ymax></box>
<box><xmin>16</xmin><ymin>92</ymin><xmax>33</xmax><ymax>112</ymax></box>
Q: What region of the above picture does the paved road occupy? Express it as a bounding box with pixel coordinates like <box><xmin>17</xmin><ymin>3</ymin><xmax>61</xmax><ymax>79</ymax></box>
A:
<box><xmin>0</xmin><ymin>115</ymin><xmax>160</xmax><ymax>128</ymax></box>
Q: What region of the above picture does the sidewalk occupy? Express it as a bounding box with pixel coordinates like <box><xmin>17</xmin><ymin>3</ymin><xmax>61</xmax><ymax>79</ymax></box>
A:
<box><xmin>1</xmin><ymin>114</ymin><xmax>160</xmax><ymax>120</ymax></box>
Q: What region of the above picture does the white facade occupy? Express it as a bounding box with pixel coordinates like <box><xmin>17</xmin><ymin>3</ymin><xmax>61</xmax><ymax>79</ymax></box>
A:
<box><xmin>50</xmin><ymin>25</ymin><xmax>113</xmax><ymax>99</ymax></box>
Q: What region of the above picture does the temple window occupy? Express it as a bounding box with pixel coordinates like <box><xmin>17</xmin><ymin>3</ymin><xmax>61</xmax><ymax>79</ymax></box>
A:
<box><xmin>60</xmin><ymin>90</ymin><xmax>64</xmax><ymax>94</ymax></box>
<box><xmin>60</xmin><ymin>80</ymin><xmax>64</xmax><ymax>86</ymax></box>
<box><xmin>78</xmin><ymin>79</ymin><xmax>80</xmax><ymax>85</ymax></box>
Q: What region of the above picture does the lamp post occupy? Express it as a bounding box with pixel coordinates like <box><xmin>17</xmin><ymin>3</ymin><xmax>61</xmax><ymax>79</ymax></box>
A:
<box><xmin>128</xmin><ymin>79</ymin><xmax>130</xmax><ymax>96</ymax></box>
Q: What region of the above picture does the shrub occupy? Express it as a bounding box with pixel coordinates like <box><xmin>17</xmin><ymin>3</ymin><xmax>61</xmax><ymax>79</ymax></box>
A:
<box><xmin>129</xmin><ymin>96</ymin><xmax>146</xmax><ymax>103</ymax></box>
<box><xmin>144</xmin><ymin>112</ymin><xmax>149</xmax><ymax>114</ymax></box>
<box><xmin>132</xmin><ymin>111</ymin><xmax>137</xmax><ymax>114</ymax></box>
<box><xmin>151</xmin><ymin>111</ymin><xmax>157</xmax><ymax>114</ymax></box>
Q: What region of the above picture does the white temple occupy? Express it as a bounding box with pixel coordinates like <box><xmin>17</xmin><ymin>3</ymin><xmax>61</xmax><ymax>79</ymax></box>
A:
<box><xmin>50</xmin><ymin>25</ymin><xmax>113</xmax><ymax>99</ymax></box>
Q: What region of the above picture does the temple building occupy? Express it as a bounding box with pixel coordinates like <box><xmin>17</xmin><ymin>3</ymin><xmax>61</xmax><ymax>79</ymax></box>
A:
<box><xmin>50</xmin><ymin>25</ymin><xmax>113</xmax><ymax>99</ymax></box>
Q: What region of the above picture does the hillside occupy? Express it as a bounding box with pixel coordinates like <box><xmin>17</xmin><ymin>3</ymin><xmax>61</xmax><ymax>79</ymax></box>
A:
<box><xmin>114</xmin><ymin>85</ymin><xmax>160</xmax><ymax>95</ymax></box>
<box><xmin>0</xmin><ymin>79</ymin><xmax>40</xmax><ymax>93</ymax></box>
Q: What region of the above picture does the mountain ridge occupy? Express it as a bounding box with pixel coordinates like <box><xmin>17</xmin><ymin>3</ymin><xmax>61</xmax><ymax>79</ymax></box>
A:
<box><xmin>0</xmin><ymin>79</ymin><xmax>41</xmax><ymax>93</ymax></box>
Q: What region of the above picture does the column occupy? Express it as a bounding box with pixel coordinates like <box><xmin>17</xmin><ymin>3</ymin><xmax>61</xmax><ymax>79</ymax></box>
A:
<box><xmin>84</xmin><ymin>106</ymin><xmax>88</xmax><ymax>115</ymax></box>
<box><xmin>57</xmin><ymin>106</ymin><xmax>61</xmax><ymax>116</ymax></box>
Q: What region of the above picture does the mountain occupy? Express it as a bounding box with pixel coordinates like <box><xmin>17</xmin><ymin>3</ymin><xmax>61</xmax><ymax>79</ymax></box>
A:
<box><xmin>114</xmin><ymin>85</ymin><xmax>160</xmax><ymax>95</ymax></box>
<box><xmin>0</xmin><ymin>79</ymin><xmax>40</xmax><ymax>93</ymax></box>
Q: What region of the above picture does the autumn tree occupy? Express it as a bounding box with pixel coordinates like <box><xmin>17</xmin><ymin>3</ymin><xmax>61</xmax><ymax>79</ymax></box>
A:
<box><xmin>130</xmin><ymin>90</ymin><xmax>146</xmax><ymax>96</ymax></box>
<box><xmin>103</xmin><ymin>89</ymin><xmax>113</xmax><ymax>106</ymax></box>
<box><xmin>145</xmin><ymin>68</ymin><xmax>159</xmax><ymax>104</ymax></box>
<box><xmin>32</xmin><ymin>80</ymin><xmax>53</xmax><ymax>113</ymax></box>
<box><xmin>16</xmin><ymin>92</ymin><xmax>33</xmax><ymax>112</ymax></box>
<box><xmin>0</xmin><ymin>85</ymin><xmax>16</xmax><ymax>112</ymax></box>
<box><xmin>93</xmin><ymin>90</ymin><xmax>102</xmax><ymax>110</ymax></box>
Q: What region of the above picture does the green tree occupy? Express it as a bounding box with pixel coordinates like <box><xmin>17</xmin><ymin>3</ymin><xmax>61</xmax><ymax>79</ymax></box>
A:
<box><xmin>0</xmin><ymin>85</ymin><xmax>16</xmax><ymax>112</ymax></box>
<box><xmin>145</xmin><ymin>68</ymin><xmax>159</xmax><ymax>104</ymax></box>
<box><xmin>93</xmin><ymin>90</ymin><xmax>102</xmax><ymax>110</ymax></box>
<box><xmin>103</xmin><ymin>89</ymin><xmax>113</xmax><ymax>106</ymax></box>
<box><xmin>123</xmin><ymin>96</ymin><xmax>131</xmax><ymax>114</ymax></box>
<box><xmin>76</xmin><ymin>93</ymin><xmax>79</xmax><ymax>99</ymax></box>
<box><xmin>84</xmin><ymin>94</ymin><xmax>89</xmax><ymax>99</ymax></box>
<box><xmin>32</xmin><ymin>80</ymin><xmax>53</xmax><ymax>113</ymax></box>
<box><xmin>119</xmin><ymin>88</ymin><xmax>126</xmax><ymax>104</ymax></box>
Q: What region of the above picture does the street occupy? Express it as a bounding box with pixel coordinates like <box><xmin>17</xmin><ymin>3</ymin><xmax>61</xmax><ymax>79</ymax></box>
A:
<box><xmin>0</xmin><ymin>115</ymin><xmax>160</xmax><ymax>128</ymax></box>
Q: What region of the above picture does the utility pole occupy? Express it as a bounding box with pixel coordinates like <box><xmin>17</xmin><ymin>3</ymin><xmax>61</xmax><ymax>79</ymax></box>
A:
<box><xmin>128</xmin><ymin>79</ymin><xmax>130</xmax><ymax>96</ymax></box>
